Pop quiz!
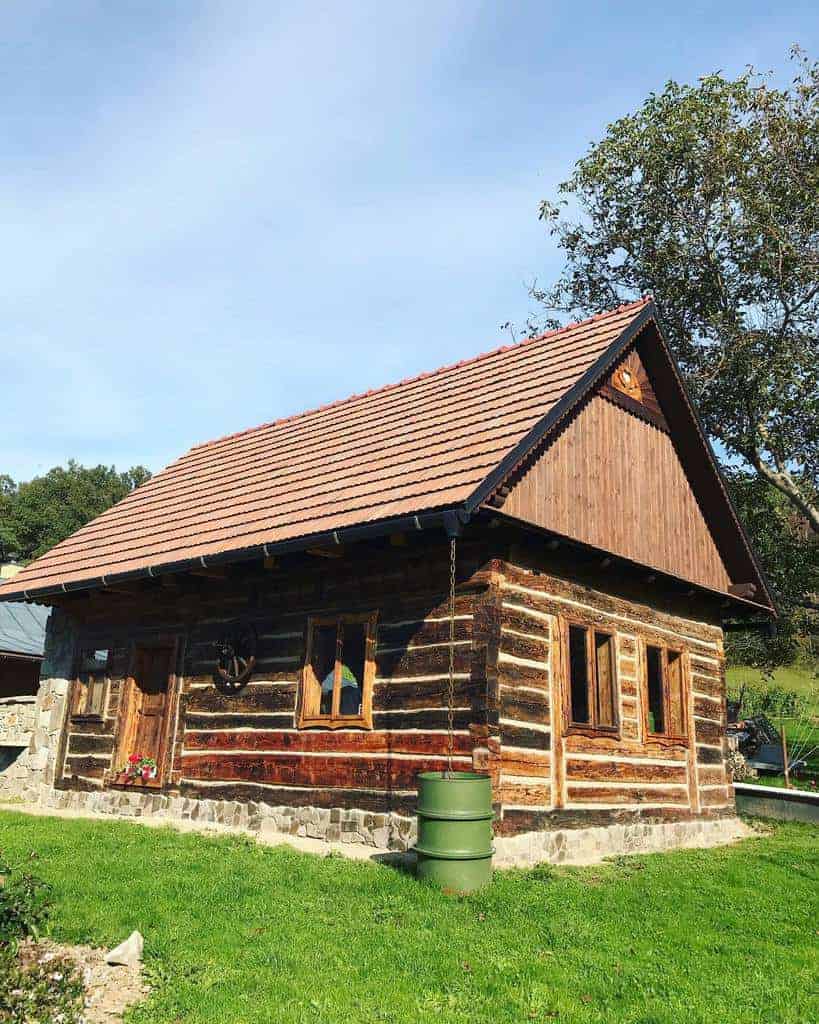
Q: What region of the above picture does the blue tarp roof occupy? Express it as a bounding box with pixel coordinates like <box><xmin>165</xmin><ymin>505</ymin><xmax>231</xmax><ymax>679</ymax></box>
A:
<box><xmin>0</xmin><ymin>602</ymin><xmax>49</xmax><ymax>658</ymax></box>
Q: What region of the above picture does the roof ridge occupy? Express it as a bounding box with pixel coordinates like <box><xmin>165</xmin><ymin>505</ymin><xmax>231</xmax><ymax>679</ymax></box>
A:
<box><xmin>188</xmin><ymin>297</ymin><xmax>652</xmax><ymax>453</ymax></box>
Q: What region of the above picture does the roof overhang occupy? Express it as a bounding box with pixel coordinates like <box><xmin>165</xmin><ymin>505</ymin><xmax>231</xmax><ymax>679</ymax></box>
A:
<box><xmin>0</xmin><ymin>300</ymin><xmax>776</xmax><ymax>617</ymax></box>
<box><xmin>485</xmin><ymin>509</ymin><xmax>775</xmax><ymax>619</ymax></box>
<box><xmin>0</xmin><ymin>506</ymin><xmax>469</xmax><ymax>603</ymax></box>
<box><xmin>0</xmin><ymin>649</ymin><xmax>44</xmax><ymax>662</ymax></box>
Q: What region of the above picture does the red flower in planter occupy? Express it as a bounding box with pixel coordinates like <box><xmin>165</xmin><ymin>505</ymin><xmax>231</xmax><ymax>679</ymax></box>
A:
<box><xmin>120</xmin><ymin>753</ymin><xmax>158</xmax><ymax>782</ymax></box>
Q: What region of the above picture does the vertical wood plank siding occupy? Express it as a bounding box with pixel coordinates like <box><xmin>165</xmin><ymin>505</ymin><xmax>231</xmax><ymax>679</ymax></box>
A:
<box><xmin>502</xmin><ymin>394</ymin><xmax>733</xmax><ymax>594</ymax></box>
<box><xmin>495</xmin><ymin>563</ymin><xmax>733</xmax><ymax>833</ymax></box>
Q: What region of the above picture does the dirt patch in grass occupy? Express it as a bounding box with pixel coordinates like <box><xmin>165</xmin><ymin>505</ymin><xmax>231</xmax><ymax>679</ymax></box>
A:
<box><xmin>19</xmin><ymin>939</ymin><xmax>149</xmax><ymax>1023</ymax></box>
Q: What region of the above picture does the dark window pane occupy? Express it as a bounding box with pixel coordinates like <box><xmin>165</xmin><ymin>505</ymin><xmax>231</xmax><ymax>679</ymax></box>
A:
<box><xmin>339</xmin><ymin>622</ymin><xmax>366</xmax><ymax>716</ymax></box>
<box><xmin>568</xmin><ymin>625</ymin><xmax>590</xmax><ymax>724</ymax></box>
<box><xmin>311</xmin><ymin>625</ymin><xmax>337</xmax><ymax>715</ymax></box>
<box><xmin>646</xmin><ymin>645</ymin><xmax>665</xmax><ymax>734</ymax></box>
<box><xmin>81</xmin><ymin>649</ymin><xmax>109</xmax><ymax>673</ymax></box>
<box><xmin>667</xmin><ymin>651</ymin><xmax>685</xmax><ymax>736</ymax></box>
<box><xmin>594</xmin><ymin>632</ymin><xmax>617</xmax><ymax>727</ymax></box>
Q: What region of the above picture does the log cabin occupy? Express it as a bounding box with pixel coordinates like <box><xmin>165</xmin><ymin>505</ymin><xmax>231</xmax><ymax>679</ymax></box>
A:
<box><xmin>0</xmin><ymin>299</ymin><xmax>775</xmax><ymax>860</ymax></box>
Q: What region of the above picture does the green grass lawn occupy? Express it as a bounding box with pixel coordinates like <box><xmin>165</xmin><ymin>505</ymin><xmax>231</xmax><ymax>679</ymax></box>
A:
<box><xmin>726</xmin><ymin>662</ymin><xmax>818</xmax><ymax>700</ymax></box>
<box><xmin>744</xmin><ymin>773</ymin><xmax>817</xmax><ymax>793</ymax></box>
<box><xmin>1</xmin><ymin>812</ymin><xmax>817</xmax><ymax>1023</ymax></box>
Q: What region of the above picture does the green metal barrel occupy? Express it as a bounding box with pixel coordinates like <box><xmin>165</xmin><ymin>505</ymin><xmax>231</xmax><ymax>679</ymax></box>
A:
<box><xmin>414</xmin><ymin>771</ymin><xmax>494</xmax><ymax>892</ymax></box>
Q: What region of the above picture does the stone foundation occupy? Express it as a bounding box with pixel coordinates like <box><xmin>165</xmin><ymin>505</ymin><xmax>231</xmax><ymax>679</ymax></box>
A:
<box><xmin>33</xmin><ymin>784</ymin><xmax>419</xmax><ymax>851</ymax></box>
<box><xmin>10</xmin><ymin>780</ymin><xmax>748</xmax><ymax>865</ymax></box>
<box><xmin>493</xmin><ymin>815</ymin><xmax>749</xmax><ymax>866</ymax></box>
<box><xmin>0</xmin><ymin>695</ymin><xmax>38</xmax><ymax>746</ymax></box>
<box><xmin>0</xmin><ymin>678</ymin><xmax>70</xmax><ymax>802</ymax></box>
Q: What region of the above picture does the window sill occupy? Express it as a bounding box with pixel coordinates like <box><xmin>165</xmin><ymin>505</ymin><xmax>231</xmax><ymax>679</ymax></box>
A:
<box><xmin>70</xmin><ymin>713</ymin><xmax>104</xmax><ymax>725</ymax></box>
<box><xmin>297</xmin><ymin>716</ymin><xmax>373</xmax><ymax>731</ymax></box>
<box><xmin>645</xmin><ymin>732</ymin><xmax>690</xmax><ymax>746</ymax></box>
<box><xmin>565</xmin><ymin>724</ymin><xmax>620</xmax><ymax>739</ymax></box>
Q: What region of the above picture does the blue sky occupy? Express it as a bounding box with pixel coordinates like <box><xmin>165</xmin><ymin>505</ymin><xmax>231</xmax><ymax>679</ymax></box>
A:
<box><xmin>2</xmin><ymin>1</ymin><xmax>816</xmax><ymax>481</ymax></box>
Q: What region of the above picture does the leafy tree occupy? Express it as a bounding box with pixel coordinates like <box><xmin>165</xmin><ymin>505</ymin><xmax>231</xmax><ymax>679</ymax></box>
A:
<box><xmin>0</xmin><ymin>475</ymin><xmax>16</xmax><ymax>563</ymax></box>
<box><xmin>534</xmin><ymin>47</ymin><xmax>819</xmax><ymax>533</ymax></box>
<box><xmin>0</xmin><ymin>461</ymin><xmax>151</xmax><ymax>563</ymax></box>
<box><xmin>722</xmin><ymin>468</ymin><xmax>818</xmax><ymax>668</ymax></box>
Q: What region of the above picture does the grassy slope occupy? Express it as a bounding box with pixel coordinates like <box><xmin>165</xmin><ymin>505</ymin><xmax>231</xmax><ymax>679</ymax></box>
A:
<box><xmin>726</xmin><ymin>663</ymin><xmax>818</xmax><ymax>700</ymax></box>
<box><xmin>727</xmin><ymin>663</ymin><xmax>819</xmax><ymax>774</ymax></box>
<box><xmin>1</xmin><ymin>812</ymin><xmax>817</xmax><ymax>1024</ymax></box>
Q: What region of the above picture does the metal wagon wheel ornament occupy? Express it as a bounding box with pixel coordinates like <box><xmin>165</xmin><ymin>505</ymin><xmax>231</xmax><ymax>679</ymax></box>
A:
<box><xmin>213</xmin><ymin>621</ymin><xmax>258</xmax><ymax>693</ymax></box>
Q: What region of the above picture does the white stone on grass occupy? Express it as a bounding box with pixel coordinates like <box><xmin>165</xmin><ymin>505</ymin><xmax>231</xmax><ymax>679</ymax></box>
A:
<box><xmin>105</xmin><ymin>930</ymin><xmax>144</xmax><ymax>968</ymax></box>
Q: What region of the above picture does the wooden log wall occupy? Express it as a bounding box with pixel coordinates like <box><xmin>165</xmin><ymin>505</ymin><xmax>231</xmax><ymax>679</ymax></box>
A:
<box><xmin>54</xmin><ymin>535</ymin><xmax>734</xmax><ymax>832</ymax></box>
<box><xmin>56</xmin><ymin>539</ymin><xmax>495</xmax><ymax>816</ymax></box>
<box><xmin>495</xmin><ymin>562</ymin><xmax>733</xmax><ymax>834</ymax></box>
<box><xmin>176</xmin><ymin>591</ymin><xmax>481</xmax><ymax>815</ymax></box>
<box><xmin>496</xmin><ymin>591</ymin><xmax>552</xmax><ymax>811</ymax></box>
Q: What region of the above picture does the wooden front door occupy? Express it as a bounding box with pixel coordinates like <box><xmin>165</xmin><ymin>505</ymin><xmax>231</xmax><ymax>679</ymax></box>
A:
<box><xmin>114</xmin><ymin>644</ymin><xmax>177</xmax><ymax>786</ymax></box>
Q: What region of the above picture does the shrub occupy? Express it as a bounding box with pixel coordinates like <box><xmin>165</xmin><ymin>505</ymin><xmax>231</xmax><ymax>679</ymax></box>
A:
<box><xmin>0</xmin><ymin>859</ymin><xmax>52</xmax><ymax>948</ymax></box>
<box><xmin>0</xmin><ymin>858</ymin><xmax>86</xmax><ymax>1024</ymax></box>
<box><xmin>0</xmin><ymin>946</ymin><xmax>85</xmax><ymax>1024</ymax></box>
<box><xmin>728</xmin><ymin>682</ymin><xmax>808</xmax><ymax>719</ymax></box>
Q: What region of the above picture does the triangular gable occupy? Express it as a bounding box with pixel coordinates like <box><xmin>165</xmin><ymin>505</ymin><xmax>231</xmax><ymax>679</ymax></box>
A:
<box><xmin>470</xmin><ymin>306</ymin><xmax>774</xmax><ymax>611</ymax></box>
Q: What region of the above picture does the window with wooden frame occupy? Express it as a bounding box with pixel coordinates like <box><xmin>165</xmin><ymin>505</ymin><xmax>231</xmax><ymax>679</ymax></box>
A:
<box><xmin>644</xmin><ymin>644</ymin><xmax>687</xmax><ymax>739</ymax></box>
<box><xmin>563</xmin><ymin>621</ymin><xmax>618</xmax><ymax>733</ymax></box>
<box><xmin>298</xmin><ymin>613</ymin><xmax>377</xmax><ymax>729</ymax></box>
<box><xmin>71</xmin><ymin>649</ymin><xmax>110</xmax><ymax>720</ymax></box>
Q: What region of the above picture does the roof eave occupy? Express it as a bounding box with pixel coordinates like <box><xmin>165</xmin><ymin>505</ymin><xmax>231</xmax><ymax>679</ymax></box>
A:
<box><xmin>482</xmin><ymin>508</ymin><xmax>775</xmax><ymax>617</ymax></box>
<box><xmin>0</xmin><ymin>504</ymin><xmax>469</xmax><ymax>604</ymax></box>
<box><xmin>643</xmin><ymin>316</ymin><xmax>778</xmax><ymax>614</ymax></box>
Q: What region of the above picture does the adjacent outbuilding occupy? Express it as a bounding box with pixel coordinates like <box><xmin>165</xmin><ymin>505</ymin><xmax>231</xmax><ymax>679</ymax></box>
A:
<box><xmin>0</xmin><ymin>594</ymin><xmax>49</xmax><ymax>774</ymax></box>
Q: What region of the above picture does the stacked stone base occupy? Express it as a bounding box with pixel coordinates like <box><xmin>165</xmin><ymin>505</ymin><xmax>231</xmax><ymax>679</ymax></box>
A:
<box><xmin>33</xmin><ymin>785</ymin><xmax>419</xmax><ymax>851</ymax></box>
<box><xmin>0</xmin><ymin>680</ymin><xmax>69</xmax><ymax>803</ymax></box>
<box><xmin>7</xmin><ymin>783</ymin><xmax>749</xmax><ymax>865</ymax></box>
<box><xmin>493</xmin><ymin>815</ymin><xmax>749</xmax><ymax>866</ymax></box>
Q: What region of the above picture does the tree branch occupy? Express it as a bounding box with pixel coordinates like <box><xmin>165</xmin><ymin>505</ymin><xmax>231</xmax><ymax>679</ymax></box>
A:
<box><xmin>746</xmin><ymin>448</ymin><xmax>819</xmax><ymax>534</ymax></box>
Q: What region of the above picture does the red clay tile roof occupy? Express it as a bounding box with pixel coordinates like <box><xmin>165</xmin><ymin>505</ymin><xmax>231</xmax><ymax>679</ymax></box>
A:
<box><xmin>0</xmin><ymin>299</ymin><xmax>652</xmax><ymax>598</ymax></box>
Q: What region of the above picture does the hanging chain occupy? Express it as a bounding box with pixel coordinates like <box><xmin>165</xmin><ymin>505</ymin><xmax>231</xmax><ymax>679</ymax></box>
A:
<box><xmin>446</xmin><ymin>534</ymin><xmax>457</xmax><ymax>777</ymax></box>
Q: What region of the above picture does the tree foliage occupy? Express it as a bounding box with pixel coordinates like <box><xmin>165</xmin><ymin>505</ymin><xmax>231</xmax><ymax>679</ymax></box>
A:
<box><xmin>722</xmin><ymin>468</ymin><xmax>818</xmax><ymax>668</ymax></box>
<box><xmin>0</xmin><ymin>461</ymin><xmax>151</xmax><ymax>563</ymax></box>
<box><xmin>534</xmin><ymin>47</ymin><xmax>819</xmax><ymax>533</ymax></box>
